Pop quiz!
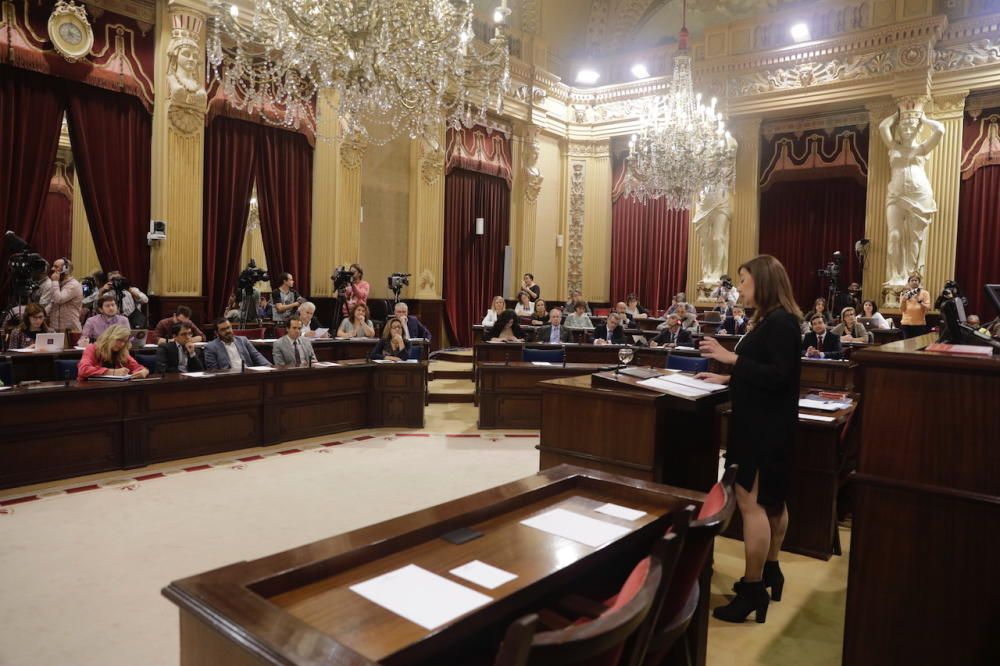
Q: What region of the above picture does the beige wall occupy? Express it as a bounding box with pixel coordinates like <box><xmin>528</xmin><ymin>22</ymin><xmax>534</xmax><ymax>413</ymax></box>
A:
<box><xmin>360</xmin><ymin>135</ymin><xmax>411</xmax><ymax>300</ymax></box>
<box><xmin>530</xmin><ymin>134</ymin><xmax>564</xmax><ymax>303</ymax></box>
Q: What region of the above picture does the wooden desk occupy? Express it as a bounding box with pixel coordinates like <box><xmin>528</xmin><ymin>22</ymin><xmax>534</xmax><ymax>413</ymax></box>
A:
<box><xmin>869</xmin><ymin>327</ymin><xmax>903</xmax><ymax>345</ymax></box>
<box><xmin>0</xmin><ymin>360</ymin><xmax>426</xmax><ymax>490</ymax></box>
<box><xmin>477</xmin><ymin>362</ymin><xmax>611</xmax><ymax>429</ymax></box>
<box><xmin>799</xmin><ymin>358</ymin><xmax>857</xmax><ymax>390</ymax></box>
<box><xmin>538</xmin><ymin>372</ymin><xmax>730</xmax><ymax>492</ymax></box>
<box><xmin>719</xmin><ymin>392</ymin><xmax>858</xmax><ymax>560</ymax></box>
<box><xmin>163</xmin><ymin>465</ymin><xmax>709</xmax><ymax>666</ymax></box>
<box><xmin>843</xmin><ymin>335</ymin><xmax>1000</xmax><ymax>666</ymax></box>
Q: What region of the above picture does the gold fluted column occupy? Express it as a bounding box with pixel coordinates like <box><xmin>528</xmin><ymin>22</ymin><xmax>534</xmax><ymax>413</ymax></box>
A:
<box><xmin>407</xmin><ymin>130</ymin><xmax>446</xmax><ymax>298</ymax></box>
<box><xmin>310</xmin><ymin>90</ymin><xmax>340</xmax><ymax>297</ymax></box>
<box><xmin>728</xmin><ymin>117</ymin><xmax>761</xmax><ymax>272</ymax></box>
<box><xmin>863</xmin><ymin>101</ymin><xmax>895</xmax><ymax>306</ymax></box>
<box><xmin>335</xmin><ymin>137</ymin><xmax>366</xmax><ymax>271</ymax></box>
<box><xmin>923</xmin><ymin>92</ymin><xmax>967</xmax><ymax>298</ymax></box>
<box><xmin>511</xmin><ymin>124</ymin><xmax>543</xmax><ymax>297</ymax></box>
<box><xmin>685</xmin><ymin>197</ymin><xmax>702</xmax><ymax>302</ymax></box>
<box><xmin>71</xmin><ymin>168</ymin><xmax>101</xmax><ymax>278</ymax></box>
<box><xmin>567</xmin><ymin>141</ymin><xmax>612</xmax><ymax>302</ymax></box>
<box><xmin>149</xmin><ymin>0</ymin><xmax>206</xmax><ymax>296</ymax></box>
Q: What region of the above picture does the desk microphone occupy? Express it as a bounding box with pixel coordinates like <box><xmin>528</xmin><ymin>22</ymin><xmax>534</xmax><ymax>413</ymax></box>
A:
<box><xmin>504</xmin><ymin>352</ymin><xmax>510</xmax><ymax>367</ymax></box>
<box><xmin>241</xmin><ymin>359</ymin><xmax>245</xmax><ymax>373</ymax></box>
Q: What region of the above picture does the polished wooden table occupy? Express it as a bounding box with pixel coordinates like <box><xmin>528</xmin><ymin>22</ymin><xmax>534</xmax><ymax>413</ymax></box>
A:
<box><xmin>719</xmin><ymin>391</ymin><xmax>858</xmax><ymax>560</ymax></box>
<box><xmin>477</xmin><ymin>362</ymin><xmax>612</xmax><ymax>428</ymax></box>
<box><xmin>538</xmin><ymin>371</ymin><xmax>730</xmax><ymax>493</ymax></box>
<box><xmin>0</xmin><ymin>360</ymin><xmax>427</xmax><ymax>490</ymax></box>
<box><xmin>843</xmin><ymin>334</ymin><xmax>1000</xmax><ymax>666</ymax></box>
<box><xmin>799</xmin><ymin>358</ymin><xmax>857</xmax><ymax>391</ymax></box>
<box><xmin>163</xmin><ymin>465</ymin><xmax>709</xmax><ymax>666</ymax></box>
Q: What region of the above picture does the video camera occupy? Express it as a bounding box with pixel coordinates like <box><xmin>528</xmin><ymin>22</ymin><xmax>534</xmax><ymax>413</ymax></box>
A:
<box><xmin>237</xmin><ymin>260</ymin><xmax>269</xmax><ymax>294</ymax></box>
<box><xmin>4</xmin><ymin>231</ymin><xmax>48</xmax><ymax>299</ymax></box>
<box><xmin>110</xmin><ymin>275</ymin><xmax>131</xmax><ymax>294</ymax></box>
<box><xmin>817</xmin><ymin>251</ymin><xmax>843</xmax><ymax>284</ymax></box>
<box><xmin>332</xmin><ymin>267</ymin><xmax>353</xmax><ymax>292</ymax></box>
<box><xmin>388</xmin><ymin>272</ymin><xmax>411</xmax><ymax>295</ymax></box>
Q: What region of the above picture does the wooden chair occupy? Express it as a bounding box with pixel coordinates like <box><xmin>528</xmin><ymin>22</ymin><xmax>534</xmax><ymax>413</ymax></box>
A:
<box><xmin>641</xmin><ymin>465</ymin><xmax>739</xmax><ymax>666</ymax></box>
<box><xmin>493</xmin><ymin>545</ymin><xmax>668</xmax><ymax>666</ymax></box>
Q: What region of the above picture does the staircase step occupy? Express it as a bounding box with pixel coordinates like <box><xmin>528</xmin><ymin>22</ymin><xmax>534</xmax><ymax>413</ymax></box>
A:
<box><xmin>431</xmin><ymin>370</ymin><xmax>474</xmax><ymax>380</ymax></box>
<box><xmin>429</xmin><ymin>393</ymin><xmax>476</xmax><ymax>404</ymax></box>
<box><xmin>432</xmin><ymin>350</ymin><xmax>473</xmax><ymax>363</ymax></box>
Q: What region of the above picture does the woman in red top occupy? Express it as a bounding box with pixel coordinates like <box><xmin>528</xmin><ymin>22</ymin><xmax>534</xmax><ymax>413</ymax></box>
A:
<box><xmin>342</xmin><ymin>263</ymin><xmax>371</xmax><ymax>316</ymax></box>
<box><xmin>77</xmin><ymin>324</ymin><xmax>149</xmax><ymax>380</ymax></box>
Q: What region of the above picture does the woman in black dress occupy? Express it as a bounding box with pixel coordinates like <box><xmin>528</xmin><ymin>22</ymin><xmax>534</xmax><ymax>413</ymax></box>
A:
<box><xmin>696</xmin><ymin>254</ymin><xmax>802</xmax><ymax>623</ymax></box>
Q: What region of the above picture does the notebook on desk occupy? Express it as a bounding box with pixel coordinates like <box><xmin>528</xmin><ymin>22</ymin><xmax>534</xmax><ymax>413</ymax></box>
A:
<box><xmin>35</xmin><ymin>333</ymin><xmax>65</xmax><ymax>352</ymax></box>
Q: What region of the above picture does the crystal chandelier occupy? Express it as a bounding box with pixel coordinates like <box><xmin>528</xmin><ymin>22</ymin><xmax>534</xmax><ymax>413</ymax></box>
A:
<box><xmin>623</xmin><ymin>4</ymin><xmax>735</xmax><ymax>208</ymax></box>
<box><xmin>208</xmin><ymin>0</ymin><xmax>511</xmax><ymax>145</ymax></box>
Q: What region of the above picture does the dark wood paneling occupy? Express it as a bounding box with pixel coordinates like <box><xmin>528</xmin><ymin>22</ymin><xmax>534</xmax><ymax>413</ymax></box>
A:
<box><xmin>1</xmin><ymin>425</ymin><xmax>122</xmax><ymax>488</ymax></box>
<box><xmin>271</xmin><ymin>396</ymin><xmax>368</xmax><ymax>442</ymax></box>
<box><xmin>142</xmin><ymin>409</ymin><xmax>261</xmax><ymax>464</ymax></box>
<box><xmin>405</xmin><ymin>298</ymin><xmax>446</xmax><ymax>351</ymax></box>
<box><xmin>150</xmin><ymin>296</ymin><xmax>208</xmax><ymax>328</ymax></box>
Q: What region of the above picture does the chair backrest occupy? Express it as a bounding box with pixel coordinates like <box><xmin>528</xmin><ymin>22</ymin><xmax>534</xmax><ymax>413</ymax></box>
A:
<box><xmin>495</xmin><ymin>556</ymin><xmax>664</xmax><ymax>666</ymax></box>
<box><xmin>54</xmin><ymin>359</ymin><xmax>79</xmax><ymax>380</ymax></box>
<box><xmin>701</xmin><ymin>311</ymin><xmax>722</xmax><ymax>323</ymax></box>
<box><xmin>274</xmin><ymin>327</ymin><xmax>287</xmax><ymax>338</ymax></box>
<box><xmin>367</xmin><ymin>299</ymin><xmax>390</xmax><ymax>326</ymax></box>
<box><xmin>408</xmin><ymin>344</ymin><xmax>424</xmax><ymax>361</ymax></box>
<box><xmin>68</xmin><ymin>331</ymin><xmax>82</xmax><ymax>348</ymax></box>
<box><xmin>665</xmin><ymin>355</ymin><xmax>708</xmax><ymax>373</ymax></box>
<box><xmin>232</xmin><ymin>327</ymin><xmax>264</xmax><ymax>339</ymax></box>
<box><xmin>134</xmin><ymin>354</ymin><xmax>157</xmax><ymax>372</ymax></box>
<box><xmin>0</xmin><ymin>360</ymin><xmax>12</xmax><ymax>387</ymax></box>
<box><xmin>645</xmin><ymin>466</ymin><xmax>738</xmax><ymax>662</ymax></box>
<box><xmin>593</xmin><ymin>308</ymin><xmax>611</xmax><ymax>317</ymax></box>
<box><xmin>523</xmin><ymin>347</ymin><xmax>565</xmax><ymax>363</ymax></box>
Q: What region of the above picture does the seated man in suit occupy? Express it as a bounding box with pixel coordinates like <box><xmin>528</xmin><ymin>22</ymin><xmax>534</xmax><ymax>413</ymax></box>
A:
<box><xmin>802</xmin><ymin>314</ymin><xmax>843</xmax><ymax>359</ymax></box>
<box><xmin>204</xmin><ymin>318</ymin><xmax>272</xmax><ymax>370</ymax></box>
<box><xmin>719</xmin><ymin>305</ymin><xmax>748</xmax><ymax>335</ymax></box>
<box><xmin>392</xmin><ymin>301</ymin><xmax>432</xmax><ymax>341</ymax></box>
<box><xmin>593</xmin><ymin>312</ymin><xmax>627</xmax><ymax>345</ymax></box>
<box><xmin>273</xmin><ymin>317</ymin><xmax>317</xmax><ymax>366</ymax></box>
<box><xmin>650</xmin><ymin>313</ymin><xmax>693</xmax><ymax>347</ymax></box>
<box><xmin>536</xmin><ymin>307</ymin><xmax>571</xmax><ymax>344</ymax></box>
<box><xmin>613</xmin><ymin>301</ymin><xmax>635</xmax><ymax>327</ymax></box>
<box><xmin>155</xmin><ymin>321</ymin><xmax>204</xmax><ymax>373</ymax></box>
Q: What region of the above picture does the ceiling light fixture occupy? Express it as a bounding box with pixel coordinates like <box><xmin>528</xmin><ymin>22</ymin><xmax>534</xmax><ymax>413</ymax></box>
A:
<box><xmin>790</xmin><ymin>22</ymin><xmax>811</xmax><ymax>42</ymax></box>
<box><xmin>576</xmin><ymin>68</ymin><xmax>601</xmax><ymax>85</ymax></box>
<box><xmin>631</xmin><ymin>63</ymin><xmax>650</xmax><ymax>79</ymax></box>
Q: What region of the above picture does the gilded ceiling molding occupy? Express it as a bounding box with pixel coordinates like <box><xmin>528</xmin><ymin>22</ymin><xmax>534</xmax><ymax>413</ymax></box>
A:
<box><xmin>930</xmin><ymin>92</ymin><xmax>969</xmax><ymax>116</ymax></box>
<box><xmin>586</xmin><ymin>0</ymin><xmax>611</xmax><ymax>52</ymax></box>
<box><xmin>933</xmin><ymin>38</ymin><xmax>1000</xmax><ymax>71</ymax></box>
<box><xmin>519</xmin><ymin>0</ymin><xmax>539</xmax><ymax>34</ymax></box>
<box><xmin>566</xmin><ymin>140</ymin><xmax>610</xmax><ymax>158</ymax></box>
<box><xmin>727</xmin><ymin>49</ymin><xmax>906</xmax><ymax>97</ymax></box>
<box><xmin>761</xmin><ymin>111</ymin><xmax>870</xmax><ymax>139</ymax></box>
<box><xmin>567</xmin><ymin>162</ymin><xmax>586</xmax><ymax>295</ymax></box>
<box><xmin>606</xmin><ymin>0</ymin><xmax>659</xmax><ymax>53</ymax></box>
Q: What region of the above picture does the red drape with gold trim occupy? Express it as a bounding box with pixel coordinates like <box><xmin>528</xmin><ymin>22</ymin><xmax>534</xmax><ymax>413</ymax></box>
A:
<box><xmin>957</xmin><ymin>108</ymin><xmax>1000</xmax><ymax>318</ymax></box>
<box><xmin>445</xmin><ymin>126</ymin><xmax>513</xmax><ymax>187</ymax></box>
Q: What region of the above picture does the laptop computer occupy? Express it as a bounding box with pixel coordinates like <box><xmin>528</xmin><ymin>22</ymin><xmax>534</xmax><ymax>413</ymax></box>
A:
<box><xmin>35</xmin><ymin>332</ymin><xmax>65</xmax><ymax>352</ymax></box>
<box><xmin>130</xmin><ymin>329</ymin><xmax>149</xmax><ymax>347</ymax></box>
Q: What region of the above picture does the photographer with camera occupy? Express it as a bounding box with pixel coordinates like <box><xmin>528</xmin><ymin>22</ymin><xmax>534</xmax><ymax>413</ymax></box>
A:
<box><xmin>900</xmin><ymin>271</ymin><xmax>931</xmax><ymax>338</ymax></box>
<box><xmin>41</xmin><ymin>258</ymin><xmax>84</xmax><ymax>333</ymax></box>
<box><xmin>271</xmin><ymin>272</ymin><xmax>305</xmax><ymax>323</ymax></box>
<box><xmin>712</xmin><ymin>275</ymin><xmax>739</xmax><ymax>307</ymax></box>
<box><xmin>341</xmin><ymin>264</ymin><xmax>370</xmax><ymax>316</ymax></box>
<box><xmin>80</xmin><ymin>294</ymin><xmax>132</xmax><ymax>346</ymax></box>
<box><xmin>98</xmin><ymin>271</ymin><xmax>148</xmax><ymax>329</ymax></box>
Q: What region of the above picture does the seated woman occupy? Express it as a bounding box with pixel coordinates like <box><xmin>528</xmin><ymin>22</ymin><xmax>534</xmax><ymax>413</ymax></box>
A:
<box><xmin>564</xmin><ymin>301</ymin><xmax>595</xmax><ymax>330</ymax></box>
<box><xmin>802</xmin><ymin>297</ymin><xmax>833</xmax><ymax>332</ymax></box>
<box><xmin>337</xmin><ymin>303</ymin><xmax>375</xmax><ymax>338</ymax></box>
<box><xmin>831</xmin><ymin>306</ymin><xmax>869</xmax><ymax>342</ymax></box>
<box><xmin>488</xmin><ymin>309</ymin><xmax>524</xmax><ymax>342</ymax></box>
<box><xmin>513</xmin><ymin>291</ymin><xmax>534</xmax><ymax>318</ymax></box>
<box><xmin>861</xmin><ymin>299</ymin><xmax>890</xmax><ymax>329</ymax></box>
<box><xmin>77</xmin><ymin>324</ymin><xmax>149</xmax><ymax>380</ymax></box>
<box><xmin>371</xmin><ymin>317</ymin><xmax>411</xmax><ymax>361</ymax></box>
<box><xmin>624</xmin><ymin>293</ymin><xmax>648</xmax><ymax>319</ymax></box>
<box><xmin>481</xmin><ymin>295</ymin><xmax>506</xmax><ymax>328</ymax></box>
<box><xmin>529</xmin><ymin>299</ymin><xmax>548</xmax><ymax>326</ymax></box>
<box><xmin>7</xmin><ymin>303</ymin><xmax>51</xmax><ymax>349</ymax></box>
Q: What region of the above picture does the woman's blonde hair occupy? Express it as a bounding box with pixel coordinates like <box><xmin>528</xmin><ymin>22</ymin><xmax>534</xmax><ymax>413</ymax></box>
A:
<box><xmin>94</xmin><ymin>325</ymin><xmax>132</xmax><ymax>365</ymax></box>
<box><xmin>737</xmin><ymin>255</ymin><xmax>803</xmax><ymax>325</ymax></box>
<box><xmin>382</xmin><ymin>317</ymin><xmax>405</xmax><ymax>341</ymax></box>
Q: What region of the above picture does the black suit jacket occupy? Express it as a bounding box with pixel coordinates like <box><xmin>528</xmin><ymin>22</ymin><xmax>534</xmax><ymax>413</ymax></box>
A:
<box><xmin>720</xmin><ymin>316</ymin><xmax>748</xmax><ymax>335</ymax></box>
<box><xmin>155</xmin><ymin>341</ymin><xmax>204</xmax><ymax>373</ymax></box>
<box><xmin>801</xmin><ymin>331</ymin><xmax>843</xmax><ymax>359</ymax></box>
<box><xmin>592</xmin><ymin>324</ymin><xmax>627</xmax><ymax>345</ymax></box>
<box><xmin>536</xmin><ymin>324</ymin><xmax>572</xmax><ymax>343</ymax></box>
<box><xmin>652</xmin><ymin>327</ymin><xmax>693</xmax><ymax>346</ymax></box>
<box><xmin>403</xmin><ymin>315</ymin><xmax>432</xmax><ymax>342</ymax></box>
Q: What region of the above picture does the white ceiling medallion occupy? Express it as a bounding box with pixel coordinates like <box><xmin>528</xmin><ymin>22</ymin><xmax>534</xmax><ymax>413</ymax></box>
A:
<box><xmin>48</xmin><ymin>0</ymin><xmax>94</xmax><ymax>64</ymax></box>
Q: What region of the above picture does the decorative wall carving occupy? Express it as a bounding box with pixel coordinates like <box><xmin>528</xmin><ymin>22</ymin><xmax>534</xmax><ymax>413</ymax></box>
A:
<box><xmin>166</xmin><ymin>12</ymin><xmax>206</xmax><ymax>136</ymax></box>
<box><xmin>933</xmin><ymin>38</ymin><xmax>1000</xmax><ymax>71</ymax></box>
<box><xmin>418</xmin><ymin>140</ymin><xmax>445</xmax><ymax>185</ymax></box>
<box><xmin>340</xmin><ymin>139</ymin><xmax>368</xmax><ymax>170</ymax></box>
<box><xmin>567</xmin><ymin>140</ymin><xmax>610</xmax><ymax>158</ymax></box>
<box><xmin>568</xmin><ymin>162</ymin><xmax>586</xmax><ymax>294</ymax></box>
<box><xmin>522</xmin><ymin>126</ymin><xmax>544</xmax><ymax>203</ymax></box>
<box><xmin>727</xmin><ymin>48</ymin><xmax>906</xmax><ymax>97</ymax></box>
<box><xmin>519</xmin><ymin>0</ymin><xmax>539</xmax><ymax>34</ymax></box>
<box><xmin>47</xmin><ymin>0</ymin><xmax>94</xmax><ymax>63</ymax></box>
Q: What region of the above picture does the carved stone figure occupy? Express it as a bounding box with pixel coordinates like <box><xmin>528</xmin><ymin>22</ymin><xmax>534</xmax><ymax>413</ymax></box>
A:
<box><xmin>166</xmin><ymin>29</ymin><xmax>206</xmax><ymax>134</ymax></box>
<box><xmin>693</xmin><ymin>182</ymin><xmax>732</xmax><ymax>286</ymax></box>
<box><xmin>522</xmin><ymin>127</ymin><xmax>543</xmax><ymax>203</ymax></box>
<box><xmin>878</xmin><ymin>100</ymin><xmax>945</xmax><ymax>288</ymax></box>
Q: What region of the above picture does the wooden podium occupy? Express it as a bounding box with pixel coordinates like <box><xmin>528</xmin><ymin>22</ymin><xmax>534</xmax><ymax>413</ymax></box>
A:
<box><xmin>843</xmin><ymin>334</ymin><xmax>1000</xmax><ymax>666</ymax></box>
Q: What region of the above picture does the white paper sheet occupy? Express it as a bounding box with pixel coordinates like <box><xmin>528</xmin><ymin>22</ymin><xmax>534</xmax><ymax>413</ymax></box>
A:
<box><xmin>6</xmin><ymin>348</ymin><xmax>35</xmax><ymax>353</ymax></box>
<box><xmin>245</xmin><ymin>365</ymin><xmax>274</xmax><ymax>372</ymax></box>
<box><xmin>449</xmin><ymin>561</ymin><xmax>518</xmax><ymax>590</ymax></box>
<box><xmin>661</xmin><ymin>373</ymin><xmax>727</xmax><ymax>393</ymax></box>
<box><xmin>181</xmin><ymin>372</ymin><xmax>214</xmax><ymax>378</ymax></box>
<box><xmin>799</xmin><ymin>413</ymin><xmax>836</xmax><ymax>422</ymax></box>
<box><xmin>314</xmin><ymin>328</ymin><xmax>330</xmax><ymax>338</ymax></box>
<box><xmin>0</xmin><ymin>386</ymin><xmax>12</xmax><ymax>391</ymax></box>
<box><xmin>311</xmin><ymin>361</ymin><xmax>338</xmax><ymax>367</ymax></box>
<box><xmin>798</xmin><ymin>399</ymin><xmax>849</xmax><ymax>412</ymax></box>
<box><xmin>637</xmin><ymin>376</ymin><xmax>709</xmax><ymax>398</ymax></box>
<box><xmin>349</xmin><ymin>564</ymin><xmax>492</xmax><ymax>630</ymax></box>
<box><xmin>531</xmin><ymin>361</ymin><xmax>552</xmax><ymax>366</ymax></box>
<box><xmin>594</xmin><ymin>503</ymin><xmax>647</xmax><ymax>521</ymax></box>
<box><xmin>249</xmin><ymin>338</ymin><xmax>279</xmax><ymax>343</ymax></box>
<box><xmin>520</xmin><ymin>508</ymin><xmax>631</xmax><ymax>548</ymax></box>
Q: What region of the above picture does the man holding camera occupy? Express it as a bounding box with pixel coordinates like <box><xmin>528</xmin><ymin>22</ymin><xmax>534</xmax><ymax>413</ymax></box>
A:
<box><xmin>271</xmin><ymin>272</ymin><xmax>305</xmax><ymax>323</ymax></box>
<box><xmin>711</xmin><ymin>275</ymin><xmax>739</xmax><ymax>307</ymax></box>
<box><xmin>41</xmin><ymin>258</ymin><xmax>84</xmax><ymax>333</ymax></box>
<box><xmin>98</xmin><ymin>271</ymin><xmax>148</xmax><ymax>328</ymax></box>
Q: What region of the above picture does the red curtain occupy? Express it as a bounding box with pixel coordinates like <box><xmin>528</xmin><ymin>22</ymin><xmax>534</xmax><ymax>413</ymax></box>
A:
<box><xmin>255</xmin><ymin>125</ymin><xmax>313</xmax><ymax>295</ymax></box>
<box><xmin>34</xmin><ymin>193</ymin><xmax>73</xmax><ymax>262</ymax></box>
<box><xmin>203</xmin><ymin>117</ymin><xmax>258</xmax><ymax>319</ymax></box>
<box><xmin>956</xmin><ymin>165</ymin><xmax>1000</xmax><ymax>319</ymax></box>
<box><xmin>610</xmin><ymin>195</ymin><xmax>689</xmax><ymax>312</ymax></box>
<box><xmin>759</xmin><ymin>178</ymin><xmax>866</xmax><ymax>308</ymax></box>
<box><xmin>443</xmin><ymin>169</ymin><xmax>510</xmax><ymax>346</ymax></box>
<box><xmin>66</xmin><ymin>83</ymin><xmax>151</xmax><ymax>290</ymax></box>
<box><xmin>0</xmin><ymin>66</ymin><xmax>64</xmax><ymax>302</ymax></box>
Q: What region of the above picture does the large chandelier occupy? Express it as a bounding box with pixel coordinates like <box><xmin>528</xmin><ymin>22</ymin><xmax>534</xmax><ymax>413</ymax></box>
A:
<box><xmin>208</xmin><ymin>0</ymin><xmax>511</xmax><ymax>144</ymax></box>
<box><xmin>624</xmin><ymin>4</ymin><xmax>735</xmax><ymax>208</ymax></box>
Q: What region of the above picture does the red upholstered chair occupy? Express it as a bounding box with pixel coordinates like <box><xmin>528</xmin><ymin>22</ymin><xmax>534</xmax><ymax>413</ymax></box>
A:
<box><xmin>640</xmin><ymin>465</ymin><xmax>738</xmax><ymax>666</ymax></box>
<box><xmin>68</xmin><ymin>331</ymin><xmax>82</xmax><ymax>348</ymax></box>
<box><xmin>232</xmin><ymin>327</ymin><xmax>265</xmax><ymax>339</ymax></box>
<box><xmin>274</xmin><ymin>327</ymin><xmax>287</xmax><ymax>338</ymax></box>
<box><xmin>593</xmin><ymin>308</ymin><xmax>611</xmax><ymax>317</ymax></box>
<box><xmin>493</xmin><ymin>547</ymin><xmax>667</xmax><ymax>666</ymax></box>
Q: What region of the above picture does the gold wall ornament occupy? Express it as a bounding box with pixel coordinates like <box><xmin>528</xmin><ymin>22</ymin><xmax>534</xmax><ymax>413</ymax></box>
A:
<box><xmin>523</xmin><ymin>126</ymin><xmax>544</xmax><ymax>203</ymax></box>
<box><xmin>567</xmin><ymin>162</ymin><xmax>586</xmax><ymax>294</ymax></box>
<box><xmin>727</xmin><ymin>50</ymin><xmax>898</xmax><ymax>97</ymax></box>
<box><xmin>47</xmin><ymin>0</ymin><xmax>94</xmax><ymax>63</ymax></box>
<box><xmin>340</xmin><ymin>140</ymin><xmax>368</xmax><ymax>171</ymax></box>
<box><xmin>418</xmin><ymin>142</ymin><xmax>445</xmax><ymax>186</ymax></box>
<box><xmin>934</xmin><ymin>38</ymin><xmax>1000</xmax><ymax>71</ymax></box>
<box><xmin>166</xmin><ymin>13</ymin><xmax>206</xmax><ymax>136</ymax></box>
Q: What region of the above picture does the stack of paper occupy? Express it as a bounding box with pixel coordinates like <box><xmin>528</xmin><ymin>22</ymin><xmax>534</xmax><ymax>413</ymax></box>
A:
<box><xmin>637</xmin><ymin>376</ymin><xmax>708</xmax><ymax>397</ymax></box>
<box><xmin>520</xmin><ymin>508</ymin><xmax>631</xmax><ymax>547</ymax></box>
<box><xmin>799</xmin><ymin>413</ymin><xmax>835</xmax><ymax>422</ymax></box>
<box><xmin>594</xmin><ymin>503</ymin><xmax>647</xmax><ymax>521</ymax></box>
<box><xmin>661</xmin><ymin>373</ymin><xmax>727</xmax><ymax>393</ymax></box>
<box><xmin>798</xmin><ymin>398</ymin><xmax>851</xmax><ymax>411</ymax></box>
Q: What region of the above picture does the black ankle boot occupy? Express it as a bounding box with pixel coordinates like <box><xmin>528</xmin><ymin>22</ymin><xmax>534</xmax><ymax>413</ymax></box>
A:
<box><xmin>713</xmin><ymin>579</ymin><xmax>769</xmax><ymax>624</ymax></box>
<box><xmin>732</xmin><ymin>561</ymin><xmax>785</xmax><ymax>601</ymax></box>
<box><xmin>763</xmin><ymin>560</ymin><xmax>784</xmax><ymax>602</ymax></box>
